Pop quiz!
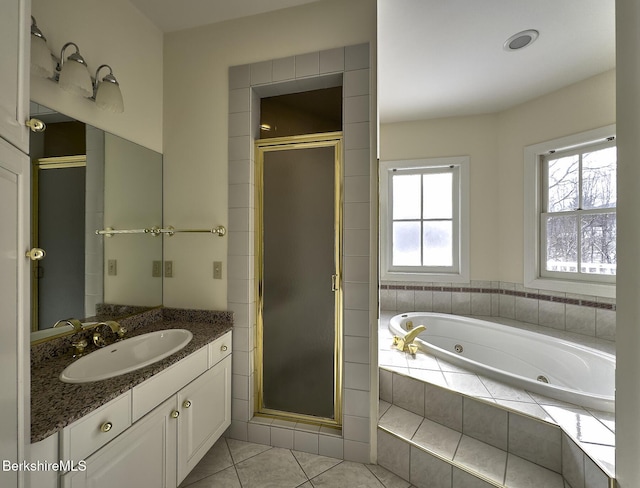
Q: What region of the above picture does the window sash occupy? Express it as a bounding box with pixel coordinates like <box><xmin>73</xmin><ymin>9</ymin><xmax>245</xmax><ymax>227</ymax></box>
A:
<box><xmin>540</xmin><ymin>139</ymin><xmax>616</xmax><ymax>282</ymax></box>
<box><xmin>388</xmin><ymin>165</ymin><xmax>460</xmax><ymax>274</ymax></box>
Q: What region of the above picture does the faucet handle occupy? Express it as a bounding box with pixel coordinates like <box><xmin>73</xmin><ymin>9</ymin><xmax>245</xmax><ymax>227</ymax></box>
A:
<box><xmin>72</xmin><ymin>339</ymin><xmax>88</xmax><ymax>358</ymax></box>
<box><xmin>93</xmin><ymin>331</ymin><xmax>107</xmax><ymax>348</ymax></box>
<box><xmin>116</xmin><ymin>326</ymin><xmax>127</xmax><ymax>340</ymax></box>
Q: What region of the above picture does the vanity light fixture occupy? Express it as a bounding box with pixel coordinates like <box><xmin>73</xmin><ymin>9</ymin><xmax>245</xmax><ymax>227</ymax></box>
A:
<box><xmin>93</xmin><ymin>65</ymin><xmax>124</xmax><ymax>113</ymax></box>
<box><xmin>28</xmin><ymin>17</ymin><xmax>124</xmax><ymax>113</ymax></box>
<box><xmin>503</xmin><ymin>29</ymin><xmax>539</xmax><ymax>51</ymax></box>
<box><xmin>57</xmin><ymin>42</ymin><xmax>94</xmax><ymax>98</ymax></box>
<box><xmin>30</xmin><ymin>16</ymin><xmax>55</xmax><ymax>78</ymax></box>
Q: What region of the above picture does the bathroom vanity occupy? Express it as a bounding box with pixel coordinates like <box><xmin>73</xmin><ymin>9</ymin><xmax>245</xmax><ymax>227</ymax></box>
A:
<box><xmin>28</xmin><ymin>308</ymin><xmax>232</xmax><ymax>488</ymax></box>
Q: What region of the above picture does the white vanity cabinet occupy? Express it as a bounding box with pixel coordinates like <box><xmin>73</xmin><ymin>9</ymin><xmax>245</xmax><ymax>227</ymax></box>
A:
<box><xmin>60</xmin><ymin>392</ymin><xmax>132</xmax><ymax>463</ymax></box>
<box><xmin>0</xmin><ymin>2</ymin><xmax>30</xmax><ymax>488</ymax></box>
<box><xmin>177</xmin><ymin>354</ymin><xmax>231</xmax><ymax>484</ymax></box>
<box><xmin>0</xmin><ymin>0</ymin><xmax>30</xmax><ymax>153</ymax></box>
<box><xmin>59</xmin><ymin>331</ymin><xmax>232</xmax><ymax>488</ymax></box>
<box><xmin>61</xmin><ymin>397</ymin><xmax>177</xmax><ymax>488</ymax></box>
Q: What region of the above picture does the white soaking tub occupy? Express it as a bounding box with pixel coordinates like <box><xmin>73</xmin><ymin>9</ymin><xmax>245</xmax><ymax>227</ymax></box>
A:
<box><xmin>388</xmin><ymin>312</ymin><xmax>615</xmax><ymax>412</ymax></box>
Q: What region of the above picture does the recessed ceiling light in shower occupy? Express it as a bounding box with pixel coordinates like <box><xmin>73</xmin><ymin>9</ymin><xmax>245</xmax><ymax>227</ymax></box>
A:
<box><xmin>504</xmin><ymin>29</ymin><xmax>539</xmax><ymax>51</ymax></box>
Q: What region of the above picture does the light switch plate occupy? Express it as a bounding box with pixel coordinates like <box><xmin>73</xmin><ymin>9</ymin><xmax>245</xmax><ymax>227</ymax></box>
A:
<box><xmin>108</xmin><ymin>259</ymin><xmax>117</xmax><ymax>276</ymax></box>
<box><xmin>213</xmin><ymin>261</ymin><xmax>222</xmax><ymax>279</ymax></box>
<box><xmin>152</xmin><ymin>261</ymin><xmax>162</xmax><ymax>277</ymax></box>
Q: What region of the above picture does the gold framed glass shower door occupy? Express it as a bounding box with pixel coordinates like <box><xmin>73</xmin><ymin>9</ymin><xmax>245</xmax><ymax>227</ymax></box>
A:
<box><xmin>255</xmin><ymin>132</ymin><xmax>343</xmax><ymax>426</ymax></box>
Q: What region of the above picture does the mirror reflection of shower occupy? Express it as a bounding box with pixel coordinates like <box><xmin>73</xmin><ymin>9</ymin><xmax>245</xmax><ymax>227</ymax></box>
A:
<box><xmin>28</xmin><ymin>103</ymin><xmax>163</xmax><ymax>337</ymax></box>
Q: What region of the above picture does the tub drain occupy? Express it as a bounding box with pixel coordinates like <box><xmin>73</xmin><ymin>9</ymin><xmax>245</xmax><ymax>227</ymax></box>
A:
<box><xmin>537</xmin><ymin>375</ymin><xmax>549</xmax><ymax>384</ymax></box>
<box><xmin>454</xmin><ymin>344</ymin><xmax>463</xmax><ymax>353</ymax></box>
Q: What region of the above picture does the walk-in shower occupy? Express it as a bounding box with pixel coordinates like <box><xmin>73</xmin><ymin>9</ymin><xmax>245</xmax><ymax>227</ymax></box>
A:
<box><xmin>255</xmin><ymin>133</ymin><xmax>343</xmax><ymax>426</ymax></box>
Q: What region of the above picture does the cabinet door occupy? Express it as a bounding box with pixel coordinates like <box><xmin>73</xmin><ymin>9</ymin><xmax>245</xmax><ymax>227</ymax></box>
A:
<box><xmin>177</xmin><ymin>355</ymin><xmax>231</xmax><ymax>485</ymax></box>
<box><xmin>0</xmin><ymin>138</ymin><xmax>30</xmax><ymax>488</ymax></box>
<box><xmin>61</xmin><ymin>398</ymin><xmax>178</xmax><ymax>488</ymax></box>
<box><xmin>0</xmin><ymin>0</ymin><xmax>30</xmax><ymax>153</ymax></box>
<box><xmin>27</xmin><ymin>434</ymin><xmax>58</xmax><ymax>488</ymax></box>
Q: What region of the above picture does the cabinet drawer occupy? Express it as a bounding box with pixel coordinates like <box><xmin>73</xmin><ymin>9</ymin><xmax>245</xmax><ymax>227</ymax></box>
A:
<box><xmin>208</xmin><ymin>331</ymin><xmax>232</xmax><ymax>367</ymax></box>
<box><xmin>61</xmin><ymin>391</ymin><xmax>131</xmax><ymax>464</ymax></box>
<box><xmin>132</xmin><ymin>345</ymin><xmax>208</xmax><ymax>422</ymax></box>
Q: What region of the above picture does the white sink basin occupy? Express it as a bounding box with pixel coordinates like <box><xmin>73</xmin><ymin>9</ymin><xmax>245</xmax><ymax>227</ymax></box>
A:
<box><xmin>60</xmin><ymin>329</ymin><xmax>193</xmax><ymax>383</ymax></box>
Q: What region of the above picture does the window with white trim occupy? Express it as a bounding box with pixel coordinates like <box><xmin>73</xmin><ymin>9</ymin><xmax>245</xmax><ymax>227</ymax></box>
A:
<box><xmin>380</xmin><ymin>157</ymin><xmax>469</xmax><ymax>282</ymax></box>
<box><xmin>524</xmin><ymin>125</ymin><xmax>617</xmax><ymax>297</ymax></box>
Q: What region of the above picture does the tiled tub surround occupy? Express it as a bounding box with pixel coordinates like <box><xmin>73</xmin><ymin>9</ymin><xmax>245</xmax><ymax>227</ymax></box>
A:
<box><xmin>378</xmin><ymin>313</ymin><xmax>615</xmax><ymax>487</ymax></box>
<box><xmin>380</xmin><ymin>281</ymin><xmax>616</xmax><ymax>342</ymax></box>
<box><xmin>227</xmin><ymin>43</ymin><xmax>375</xmax><ymax>463</ymax></box>
<box><xmin>30</xmin><ymin>307</ymin><xmax>233</xmax><ymax>442</ymax></box>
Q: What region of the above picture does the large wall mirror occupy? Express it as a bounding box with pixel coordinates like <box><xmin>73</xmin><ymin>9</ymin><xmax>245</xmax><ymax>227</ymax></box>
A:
<box><xmin>30</xmin><ymin>103</ymin><xmax>163</xmax><ymax>343</ymax></box>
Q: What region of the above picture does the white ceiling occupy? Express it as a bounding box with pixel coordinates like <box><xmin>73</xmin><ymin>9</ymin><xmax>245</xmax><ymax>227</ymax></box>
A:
<box><xmin>128</xmin><ymin>0</ymin><xmax>616</xmax><ymax>123</ymax></box>
<box><xmin>379</xmin><ymin>0</ymin><xmax>616</xmax><ymax>122</ymax></box>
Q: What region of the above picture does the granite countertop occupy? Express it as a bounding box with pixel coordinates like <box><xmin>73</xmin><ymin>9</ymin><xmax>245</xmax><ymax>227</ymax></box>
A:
<box><xmin>30</xmin><ymin>308</ymin><xmax>233</xmax><ymax>443</ymax></box>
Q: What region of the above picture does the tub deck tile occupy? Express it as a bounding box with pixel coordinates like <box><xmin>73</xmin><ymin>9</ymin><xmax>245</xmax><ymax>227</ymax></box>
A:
<box><xmin>379</xmin><ymin>405</ymin><xmax>423</xmax><ymax>440</ymax></box>
<box><xmin>453</xmin><ymin>435</ymin><xmax>507</xmax><ymax>484</ymax></box>
<box><xmin>478</xmin><ymin>376</ymin><xmax>537</xmax><ymax>403</ymax></box>
<box><xmin>379</xmin><ymin>311</ymin><xmax>616</xmax><ymax>482</ymax></box>
<box><xmin>541</xmin><ymin>405</ymin><xmax>616</xmax><ymax>446</ymax></box>
<box><xmin>443</xmin><ymin>372</ymin><xmax>493</xmax><ymax>398</ymax></box>
<box><xmin>505</xmin><ymin>453</ymin><xmax>564</xmax><ymax>488</ymax></box>
<box><xmin>411</xmin><ymin>418</ymin><xmax>461</xmax><ymax>460</ymax></box>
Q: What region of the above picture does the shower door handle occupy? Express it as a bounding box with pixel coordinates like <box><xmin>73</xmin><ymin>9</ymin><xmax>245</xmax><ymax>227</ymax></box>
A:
<box><xmin>331</xmin><ymin>274</ymin><xmax>339</xmax><ymax>292</ymax></box>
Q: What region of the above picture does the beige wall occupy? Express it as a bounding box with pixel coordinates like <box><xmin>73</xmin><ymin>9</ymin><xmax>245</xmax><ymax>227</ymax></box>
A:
<box><xmin>497</xmin><ymin>69</ymin><xmax>616</xmax><ymax>283</ymax></box>
<box><xmin>30</xmin><ymin>0</ymin><xmax>163</xmax><ymax>152</ymax></box>
<box><xmin>380</xmin><ymin>114</ymin><xmax>500</xmax><ymax>280</ymax></box>
<box><xmin>163</xmin><ymin>0</ymin><xmax>376</xmax><ymax>310</ymax></box>
<box><xmin>380</xmin><ymin>69</ymin><xmax>615</xmax><ymax>284</ymax></box>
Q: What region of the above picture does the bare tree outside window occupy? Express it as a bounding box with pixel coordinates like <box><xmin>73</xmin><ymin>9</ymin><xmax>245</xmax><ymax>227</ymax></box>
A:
<box><xmin>543</xmin><ymin>143</ymin><xmax>616</xmax><ymax>277</ymax></box>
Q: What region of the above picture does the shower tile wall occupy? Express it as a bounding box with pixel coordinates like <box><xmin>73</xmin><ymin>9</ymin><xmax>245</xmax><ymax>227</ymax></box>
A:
<box><xmin>227</xmin><ymin>44</ymin><xmax>374</xmax><ymax>463</ymax></box>
<box><xmin>380</xmin><ymin>281</ymin><xmax>615</xmax><ymax>341</ymax></box>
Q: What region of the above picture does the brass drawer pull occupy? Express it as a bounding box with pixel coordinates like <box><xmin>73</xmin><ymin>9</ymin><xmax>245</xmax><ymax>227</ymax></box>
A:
<box><xmin>171</xmin><ymin>410</ymin><xmax>180</xmax><ymax>419</ymax></box>
<box><xmin>220</xmin><ymin>345</ymin><xmax>228</xmax><ymax>352</ymax></box>
<box><xmin>183</xmin><ymin>400</ymin><xmax>192</xmax><ymax>409</ymax></box>
<box><xmin>100</xmin><ymin>422</ymin><xmax>113</xmax><ymax>433</ymax></box>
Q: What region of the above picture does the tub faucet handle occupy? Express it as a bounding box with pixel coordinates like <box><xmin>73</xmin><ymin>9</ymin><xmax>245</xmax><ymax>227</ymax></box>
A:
<box><xmin>393</xmin><ymin>325</ymin><xmax>426</xmax><ymax>356</ymax></box>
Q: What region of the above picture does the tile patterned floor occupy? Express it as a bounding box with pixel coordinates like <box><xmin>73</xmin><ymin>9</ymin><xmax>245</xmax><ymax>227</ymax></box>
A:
<box><xmin>379</xmin><ymin>312</ymin><xmax>616</xmax><ymax>478</ymax></box>
<box><xmin>179</xmin><ymin>437</ymin><xmax>416</xmax><ymax>488</ymax></box>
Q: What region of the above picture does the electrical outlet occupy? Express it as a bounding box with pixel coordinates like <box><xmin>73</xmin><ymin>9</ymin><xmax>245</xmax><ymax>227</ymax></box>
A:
<box><xmin>108</xmin><ymin>259</ymin><xmax>117</xmax><ymax>276</ymax></box>
<box><xmin>164</xmin><ymin>260</ymin><xmax>173</xmax><ymax>278</ymax></box>
<box><xmin>213</xmin><ymin>261</ymin><xmax>222</xmax><ymax>279</ymax></box>
<box><xmin>152</xmin><ymin>260</ymin><xmax>162</xmax><ymax>277</ymax></box>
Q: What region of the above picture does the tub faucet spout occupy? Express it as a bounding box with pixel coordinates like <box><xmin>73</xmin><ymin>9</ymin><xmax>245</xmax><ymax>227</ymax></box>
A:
<box><xmin>393</xmin><ymin>325</ymin><xmax>426</xmax><ymax>355</ymax></box>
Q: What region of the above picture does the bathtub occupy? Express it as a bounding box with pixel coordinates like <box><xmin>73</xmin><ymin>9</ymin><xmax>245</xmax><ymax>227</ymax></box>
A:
<box><xmin>388</xmin><ymin>312</ymin><xmax>615</xmax><ymax>412</ymax></box>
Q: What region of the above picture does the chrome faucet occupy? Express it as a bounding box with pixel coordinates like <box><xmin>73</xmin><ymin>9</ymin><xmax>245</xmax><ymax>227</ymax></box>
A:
<box><xmin>92</xmin><ymin>321</ymin><xmax>127</xmax><ymax>347</ymax></box>
<box><xmin>392</xmin><ymin>325</ymin><xmax>426</xmax><ymax>356</ymax></box>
